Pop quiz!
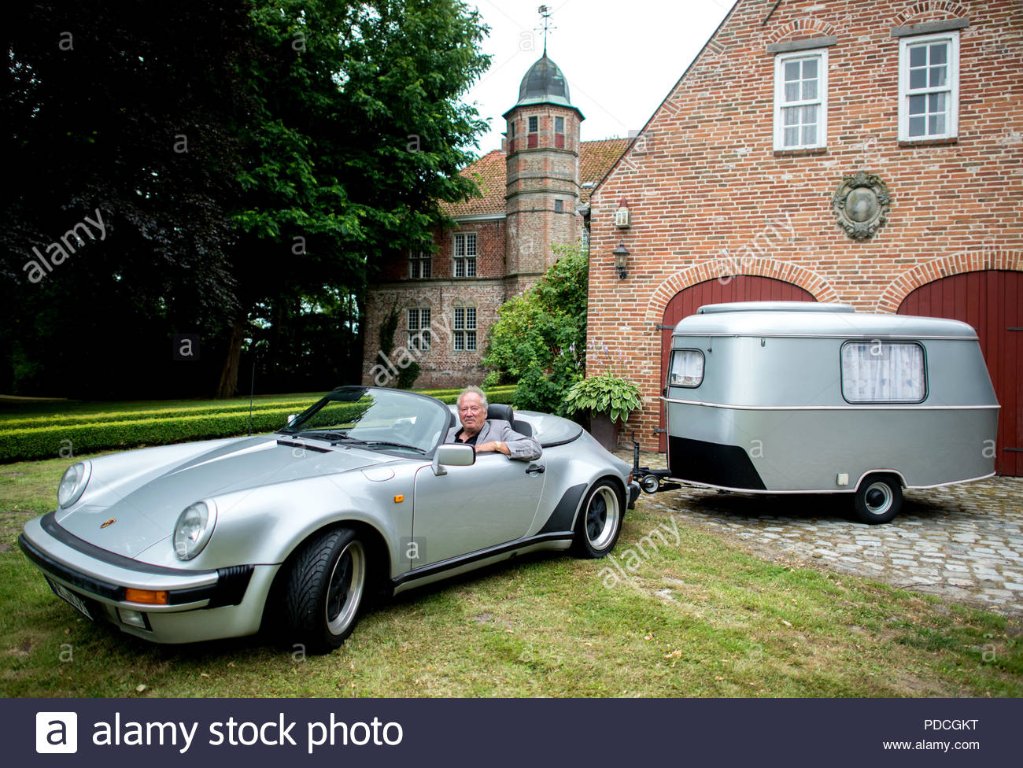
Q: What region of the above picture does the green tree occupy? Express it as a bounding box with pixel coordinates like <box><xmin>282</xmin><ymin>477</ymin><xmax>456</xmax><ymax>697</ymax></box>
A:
<box><xmin>1</xmin><ymin>1</ymin><xmax>251</xmax><ymax>396</ymax></box>
<box><xmin>1</xmin><ymin>1</ymin><xmax>490</xmax><ymax>399</ymax></box>
<box><xmin>218</xmin><ymin>0</ymin><xmax>490</xmax><ymax>395</ymax></box>
<box><xmin>483</xmin><ymin>244</ymin><xmax>588</xmax><ymax>415</ymax></box>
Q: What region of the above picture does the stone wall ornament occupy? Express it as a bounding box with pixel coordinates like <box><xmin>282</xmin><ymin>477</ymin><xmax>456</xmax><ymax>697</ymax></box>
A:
<box><xmin>832</xmin><ymin>172</ymin><xmax>891</xmax><ymax>240</ymax></box>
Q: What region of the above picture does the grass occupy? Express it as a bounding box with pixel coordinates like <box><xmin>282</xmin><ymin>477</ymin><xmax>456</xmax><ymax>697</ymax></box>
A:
<box><xmin>1</xmin><ymin>453</ymin><xmax>1020</xmax><ymax>698</ymax></box>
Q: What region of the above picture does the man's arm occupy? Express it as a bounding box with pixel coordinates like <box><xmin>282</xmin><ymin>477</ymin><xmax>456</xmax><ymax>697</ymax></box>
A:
<box><xmin>476</xmin><ymin>420</ymin><xmax>542</xmax><ymax>461</ymax></box>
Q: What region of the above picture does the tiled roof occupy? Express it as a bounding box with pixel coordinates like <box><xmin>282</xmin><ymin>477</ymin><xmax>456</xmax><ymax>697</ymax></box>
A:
<box><xmin>443</xmin><ymin>139</ymin><xmax>630</xmax><ymax>218</ymax></box>
<box><xmin>579</xmin><ymin>138</ymin><xmax>630</xmax><ymax>204</ymax></box>
<box><xmin>442</xmin><ymin>149</ymin><xmax>507</xmax><ymax>218</ymax></box>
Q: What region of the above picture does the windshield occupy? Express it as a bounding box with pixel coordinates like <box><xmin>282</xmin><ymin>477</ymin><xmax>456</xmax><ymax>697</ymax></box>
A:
<box><xmin>279</xmin><ymin>387</ymin><xmax>451</xmax><ymax>455</ymax></box>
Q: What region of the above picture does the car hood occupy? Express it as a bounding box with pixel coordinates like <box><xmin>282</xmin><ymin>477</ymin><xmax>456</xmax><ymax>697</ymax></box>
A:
<box><xmin>55</xmin><ymin>437</ymin><xmax>383</xmax><ymax>558</ymax></box>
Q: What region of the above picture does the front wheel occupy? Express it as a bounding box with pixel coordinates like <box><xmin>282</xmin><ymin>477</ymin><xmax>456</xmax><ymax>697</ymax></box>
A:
<box><xmin>573</xmin><ymin>479</ymin><xmax>624</xmax><ymax>558</ymax></box>
<box><xmin>283</xmin><ymin>527</ymin><xmax>367</xmax><ymax>654</ymax></box>
<box><xmin>853</xmin><ymin>474</ymin><xmax>903</xmax><ymax>524</ymax></box>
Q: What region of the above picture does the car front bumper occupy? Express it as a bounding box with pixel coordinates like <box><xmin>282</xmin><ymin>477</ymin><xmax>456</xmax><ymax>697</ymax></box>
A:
<box><xmin>19</xmin><ymin>514</ymin><xmax>278</xmax><ymax>644</ymax></box>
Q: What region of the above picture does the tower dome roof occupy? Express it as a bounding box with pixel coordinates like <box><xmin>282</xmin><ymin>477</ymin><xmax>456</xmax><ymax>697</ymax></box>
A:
<box><xmin>515</xmin><ymin>54</ymin><xmax>572</xmax><ymax>108</ymax></box>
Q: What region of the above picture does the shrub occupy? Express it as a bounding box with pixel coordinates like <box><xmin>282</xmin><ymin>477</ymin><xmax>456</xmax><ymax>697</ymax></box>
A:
<box><xmin>563</xmin><ymin>373</ymin><xmax>642</xmax><ymax>424</ymax></box>
<box><xmin>483</xmin><ymin>244</ymin><xmax>587</xmax><ymax>415</ymax></box>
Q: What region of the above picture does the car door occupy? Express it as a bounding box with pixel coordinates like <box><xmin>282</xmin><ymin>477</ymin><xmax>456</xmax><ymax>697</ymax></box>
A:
<box><xmin>410</xmin><ymin>453</ymin><xmax>547</xmax><ymax>568</ymax></box>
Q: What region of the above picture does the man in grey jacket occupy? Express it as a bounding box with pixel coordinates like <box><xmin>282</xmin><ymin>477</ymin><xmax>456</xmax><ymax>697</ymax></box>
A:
<box><xmin>447</xmin><ymin>386</ymin><xmax>542</xmax><ymax>461</ymax></box>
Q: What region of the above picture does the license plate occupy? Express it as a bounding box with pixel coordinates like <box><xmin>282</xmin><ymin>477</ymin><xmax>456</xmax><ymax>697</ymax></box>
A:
<box><xmin>47</xmin><ymin>579</ymin><xmax>93</xmax><ymax>621</ymax></box>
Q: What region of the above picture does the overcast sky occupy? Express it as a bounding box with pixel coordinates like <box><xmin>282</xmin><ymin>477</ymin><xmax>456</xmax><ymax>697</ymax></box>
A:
<box><xmin>463</xmin><ymin>0</ymin><xmax>736</xmax><ymax>153</ymax></box>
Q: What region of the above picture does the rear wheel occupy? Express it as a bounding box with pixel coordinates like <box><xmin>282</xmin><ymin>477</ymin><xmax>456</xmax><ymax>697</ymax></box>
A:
<box><xmin>283</xmin><ymin>527</ymin><xmax>367</xmax><ymax>654</ymax></box>
<box><xmin>573</xmin><ymin>479</ymin><xmax>624</xmax><ymax>558</ymax></box>
<box><xmin>853</xmin><ymin>474</ymin><xmax>903</xmax><ymax>524</ymax></box>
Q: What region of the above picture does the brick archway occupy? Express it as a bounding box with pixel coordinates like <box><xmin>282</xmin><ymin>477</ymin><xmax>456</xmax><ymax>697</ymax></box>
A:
<box><xmin>875</xmin><ymin>250</ymin><xmax>1023</xmax><ymax>313</ymax></box>
<box><xmin>644</xmin><ymin>257</ymin><xmax>839</xmax><ymax>330</ymax></box>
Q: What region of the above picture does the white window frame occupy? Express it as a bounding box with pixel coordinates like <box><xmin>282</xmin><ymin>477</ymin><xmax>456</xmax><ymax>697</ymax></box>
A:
<box><xmin>840</xmin><ymin>341</ymin><xmax>927</xmax><ymax>404</ymax></box>
<box><xmin>407</xmin><ymin>307</ymin><xmax>431</xmax><ymax>351</ymax></box>
<box><xmin>408</xmin><ymin>250</ymin><xmax>431</xmax><ymax>279</ymax></box>
<box><xmin>452</xmin><ymin>233</ymin><xmax>477</xmax><ymax>278</ymax></box>
<box><xmin>898</xmin><ymin>31</ymin><xmax>959</xmax><ymax>141</ymax></box>
<box><xmin>773</xmin><ymin>49</ymin><xmax>828</xmax><ymax>151</ymax></box>
<box><xmin>452</xmin><ymin>305</ymin><xmax>477</xmax><ymax>352</ymax></box>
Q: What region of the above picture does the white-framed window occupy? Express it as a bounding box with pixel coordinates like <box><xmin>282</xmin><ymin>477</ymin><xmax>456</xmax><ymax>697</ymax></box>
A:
<box><xmin>453</xmin><ymin>305</ymin><xmax>477</xmax><ymax>352</ymax></box>
<box><xmin>408</xmin><ymin>250</ymin><xmax>431</xmax><ymax>279</ymax></box>
<box><xmin>669</xmin><ymin>349</ymin><xmax>705</xmax><ymax>388</ymax></box>
<box><xmin>841</xmin><ymin>341</ymin><xmax>926</xmax><ymax>403</ymax></box>
<box><xmin>453</xmin><ymin>233</ymin><xmax>477</xmax><ymax>278</ymax></box>
<box><xmin>407</xmin><ymin>307</ymin><xmax>431</xmax><ymax>351</ymax></box>
<box><xmin>527</xmin><ymin>115</ymin><xmax>539</xmax><ymax>148</ymax></box>
<box><xmin>773</xmin><ymin>49</ymin><xmax>828</xmax><ymax>150</ymax></box>
<box><xmin>899</xmin><ymin>32</ymin><xmax>959</xmax><ymax>141</ymax></box>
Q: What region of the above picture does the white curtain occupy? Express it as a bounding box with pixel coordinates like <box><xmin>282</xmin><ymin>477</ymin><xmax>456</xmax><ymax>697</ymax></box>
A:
<box><xmin>670</xmin><ymin>350</ymin><xmax>705</xmax><ymax>388</ymax></box>
<box><xmin>841</xmin><ymin>342</ymin><xmax>925</xmax><ymax>402</ymax></box>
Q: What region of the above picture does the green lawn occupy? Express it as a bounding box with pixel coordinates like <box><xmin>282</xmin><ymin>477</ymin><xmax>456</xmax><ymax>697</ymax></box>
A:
<box><xmin>1</xmin><ymin>454</ymin><xmax>1020</xmax><ymax>698</ymax></box>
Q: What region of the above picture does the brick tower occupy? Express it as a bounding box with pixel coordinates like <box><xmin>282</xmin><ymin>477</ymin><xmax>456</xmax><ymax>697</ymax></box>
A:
<box><xmin>502</xmin><ymin>53</ymin><xmax>584</xmax><ymax>294</ymax></box>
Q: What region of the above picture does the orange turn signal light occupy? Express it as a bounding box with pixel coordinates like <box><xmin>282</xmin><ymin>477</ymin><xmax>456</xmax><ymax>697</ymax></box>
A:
<box><xmin>124</xmin><ymin>588</ymin><xmax>169</xmax><ymax>605</ymax></box>
<box><xmin>393</xmin><ymin>494</ymin><xmax>405</xmax><ymax>503</ymax></box>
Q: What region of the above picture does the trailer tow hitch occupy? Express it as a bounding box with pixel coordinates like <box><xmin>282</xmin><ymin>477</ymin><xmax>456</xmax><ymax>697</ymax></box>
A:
<box><xmin>631</xmin><ymin>438</ymin><xmax>681</xmax><ymax>494</ymax></box>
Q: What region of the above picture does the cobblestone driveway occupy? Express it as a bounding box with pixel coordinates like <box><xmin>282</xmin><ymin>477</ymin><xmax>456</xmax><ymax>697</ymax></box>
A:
<box><xmin>629</xmin><ymin>453</ymin><xmax>1023</xmax><ymax>615</ymax></box>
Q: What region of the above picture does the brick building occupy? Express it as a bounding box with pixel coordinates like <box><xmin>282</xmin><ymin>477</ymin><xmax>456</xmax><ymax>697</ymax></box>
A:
<box><xmin>588</xmin><ymin>0</ymin><xmax>1022</xmax><ymax>475</ymax></box>
<box><xmin>361</xmin><ymin>54</ymin><xmax>628</xmax><ymax>390</ymax></box>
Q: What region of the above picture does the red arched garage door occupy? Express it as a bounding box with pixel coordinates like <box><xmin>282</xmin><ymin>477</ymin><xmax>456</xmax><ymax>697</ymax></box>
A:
<box><xmin>898</xmin><ymin>270</ymin><xmax>1022</xmax><ymax>477</ymax></box>
<box><xmin>658</xmin><ymin>276</ymin><xmax>815</xmax><ymax>451</ymax></box>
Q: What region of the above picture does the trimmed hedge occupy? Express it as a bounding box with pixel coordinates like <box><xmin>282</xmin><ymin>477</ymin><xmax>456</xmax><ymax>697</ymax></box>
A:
<box><xmin>0</xmin><ymin>399</ymin><xmax>319</xmax><ymax>429</ymax></box>
<box><xmin>0</xmin><ymin>386</ymin><xmax>518</xmax><ymax>463</ymax></box>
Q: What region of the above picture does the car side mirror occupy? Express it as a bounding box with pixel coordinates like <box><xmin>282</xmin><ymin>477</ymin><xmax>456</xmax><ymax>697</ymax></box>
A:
<box><xmin>431</xmin><ymin>443</ymin><xmax>476</xmax><ymax>476</ymax></box>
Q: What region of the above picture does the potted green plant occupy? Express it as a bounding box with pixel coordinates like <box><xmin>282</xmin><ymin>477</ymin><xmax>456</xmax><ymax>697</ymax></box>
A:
<box><xmin>563</xmin><ymin>372</ymin><xmax>642</xmax><ymax>451</ymax></box>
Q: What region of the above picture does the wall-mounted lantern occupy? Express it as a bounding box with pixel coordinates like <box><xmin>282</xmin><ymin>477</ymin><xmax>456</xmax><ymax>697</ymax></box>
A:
<box><xmin>612</xmin><ymin>241</ymin><xmax>630</xmax><ymax>280</ymax></box>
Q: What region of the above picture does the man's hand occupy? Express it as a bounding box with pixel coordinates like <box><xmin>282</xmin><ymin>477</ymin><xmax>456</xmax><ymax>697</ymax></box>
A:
<box><xmin>476</xmin><ymin>440</ymin><xmax>509</xmax><ymax>455</ymax></box>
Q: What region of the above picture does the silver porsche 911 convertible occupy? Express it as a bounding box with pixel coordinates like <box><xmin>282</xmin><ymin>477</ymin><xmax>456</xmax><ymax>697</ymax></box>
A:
<box><xmin>19</xmin><ymin>386</ymin><xmax>639</xmax><ymax>653</ymax></box>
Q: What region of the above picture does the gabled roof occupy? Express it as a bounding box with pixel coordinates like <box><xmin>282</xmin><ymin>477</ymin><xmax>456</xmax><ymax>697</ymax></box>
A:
<box><xmin>442</xmin><ymin>149</ymin><xmax>507</xmax><ymax>218</ymax></box>
<box><xmin>578</xmin><ymin>139</ymin><xmax>631</xmax><ymax>204</ymax></box>
<box><xmin>442</xmin><ymin>138</ymin><xmax>631</xmax><ymax>219</ymax></box>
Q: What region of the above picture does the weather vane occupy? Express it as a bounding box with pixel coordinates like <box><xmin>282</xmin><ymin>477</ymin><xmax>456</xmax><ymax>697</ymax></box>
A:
<box><xmin>537</xmin><ymin>5</ymin><xmax>555</xmax><ymax>55</ymax></box>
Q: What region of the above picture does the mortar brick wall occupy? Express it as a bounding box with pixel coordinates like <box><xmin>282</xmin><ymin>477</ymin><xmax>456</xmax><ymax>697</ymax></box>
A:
<box><xmin>588</xmin><ymin>0</ymin><xmax>1023</xmax><ymax>450</ymax></box>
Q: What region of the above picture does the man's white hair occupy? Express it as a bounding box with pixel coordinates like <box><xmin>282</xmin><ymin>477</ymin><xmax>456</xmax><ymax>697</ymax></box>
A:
<box><xmin>457</xmin><ymin>385</ymin><xmax>489</xmax><ymax>409</ymax></box>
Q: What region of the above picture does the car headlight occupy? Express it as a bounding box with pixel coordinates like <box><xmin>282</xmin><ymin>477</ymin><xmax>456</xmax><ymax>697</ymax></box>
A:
<box><xmin>57</xmin><ymin>462</ymin><xmax>92</xmax><ymax>508</ymax></box>
<box><xmin>173</xmin><ymin>501</ymin><xmax>216</xmax><ymax>561</ymax></box>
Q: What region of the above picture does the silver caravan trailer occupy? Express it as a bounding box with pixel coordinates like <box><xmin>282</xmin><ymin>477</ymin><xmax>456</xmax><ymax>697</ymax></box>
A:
<box><xmin>657</xmin><ymin>302</ymin><xmax>999</xmax><ymax>523</ymax></box>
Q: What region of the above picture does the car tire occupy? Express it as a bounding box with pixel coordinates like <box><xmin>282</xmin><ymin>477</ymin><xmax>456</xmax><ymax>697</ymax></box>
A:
<box><xmin>853</xmin><ymin>474</ymin><xmax>903</xmax><ymax>524</ymax></box>
<box><xmin>283</xmin><ymin>527</ymin><xmax>367</xmax><ymax>654</ymax></box>
<box><xmin>573</xmin><ymin>479</ymin><xmax>624</xmax><ymax>558</ymax></box>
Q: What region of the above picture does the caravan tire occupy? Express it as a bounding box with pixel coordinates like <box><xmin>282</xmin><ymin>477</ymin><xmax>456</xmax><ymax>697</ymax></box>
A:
<box><xmin>853</xmin><ymin>475</ymin><xmax>903</xmax><ymax>524</ymax></box>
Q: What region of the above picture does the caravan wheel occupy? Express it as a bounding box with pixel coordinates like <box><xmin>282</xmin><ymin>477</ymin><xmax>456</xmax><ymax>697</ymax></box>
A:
<box><xmin>853</xmin><ymin>475</ymin><xmax>903</xmax><ymax>524</ymax></box>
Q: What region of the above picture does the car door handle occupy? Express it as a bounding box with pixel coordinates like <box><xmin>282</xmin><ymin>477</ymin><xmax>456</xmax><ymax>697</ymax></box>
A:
<box><xmin>526</xmin><ymin>464</ymin><xmax>545</xmax><ymax>476</ymax></box>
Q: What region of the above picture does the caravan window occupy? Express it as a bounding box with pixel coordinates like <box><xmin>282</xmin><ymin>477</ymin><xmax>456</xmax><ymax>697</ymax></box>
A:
<box><xmin>841</xmin><ymin>341</ymin><xmax>926</xmax><ymax>403</ymax></box>
<box><xmin>669</xmin><ymin>349</ymin><xmax>705</xmax><ymax>388</ymax></box>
